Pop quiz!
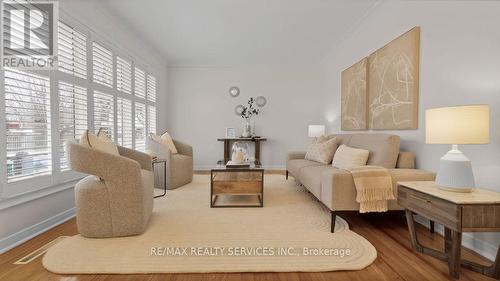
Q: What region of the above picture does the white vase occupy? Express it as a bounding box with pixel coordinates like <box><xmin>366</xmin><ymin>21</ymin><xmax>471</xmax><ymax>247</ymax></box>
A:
<box><xmin>242</xmin><ymin>120</ymin><xmax>251</xmax><ymax>137</ymax></box>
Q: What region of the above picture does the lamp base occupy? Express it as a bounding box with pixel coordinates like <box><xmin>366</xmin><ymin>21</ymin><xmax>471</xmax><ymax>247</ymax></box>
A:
<box><xmin>435</xmin><ymin>145</ymin><xmax>475</xmax><ymax>193</ymax></box>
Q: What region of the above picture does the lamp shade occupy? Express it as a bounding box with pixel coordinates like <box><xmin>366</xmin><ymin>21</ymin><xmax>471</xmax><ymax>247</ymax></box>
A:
<box><xmin>308</xmin><ymin>125</ymin><xmax>325</xmax><ymax>138</ymax></box>
<box><xmin>426</xmin><ymin>105</ymin><xmax>489</xmax><ymax>144</ymax></box>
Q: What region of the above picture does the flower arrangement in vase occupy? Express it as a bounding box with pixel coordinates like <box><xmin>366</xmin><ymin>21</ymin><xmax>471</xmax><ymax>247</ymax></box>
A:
<box><xmin>239</xmin><ymin>97</ymin><xmax>260</xmax><ymax>137</ymax></box>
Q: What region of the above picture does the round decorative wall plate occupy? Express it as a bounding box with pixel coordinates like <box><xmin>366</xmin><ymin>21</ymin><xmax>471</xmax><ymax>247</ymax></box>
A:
<box><xmin>255</xmin><ymin>96</ymin><xmax>267</xmax><ymax>107</ymax></box>
<box><xmin>234</xmin><ymin>104</ymin><xmax>245</xmax><ymax>116</ymax></box>
<box><xmin>229</xmin><ymin>86</ymin><xmax>240</xmax><ymax>97</ymax></box>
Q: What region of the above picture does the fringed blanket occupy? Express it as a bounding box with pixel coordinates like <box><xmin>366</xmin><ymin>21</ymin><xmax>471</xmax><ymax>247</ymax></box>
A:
<box><xmin>348</xmin><ymin>166</ymin><xmax>395</xmax><ymax>213</ymax></box>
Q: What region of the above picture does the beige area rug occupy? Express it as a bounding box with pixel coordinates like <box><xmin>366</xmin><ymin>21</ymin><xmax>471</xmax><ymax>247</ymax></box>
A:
<box><xmin>43</xmin><ymin>175</ymin><xmax>377</xmax><ymax>274</ymax></box>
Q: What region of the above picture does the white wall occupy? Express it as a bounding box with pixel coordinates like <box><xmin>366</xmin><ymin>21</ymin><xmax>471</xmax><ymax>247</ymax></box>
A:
<box><xmin>0</xmin><ymin>0</ymin><xmax>168</xmax><ymax>253</ymax></box>
<box><xmin>166</xmin><ymin>65</ymin><xmax>325</xmax><ymax>169</ymax></box>
<box><xmin>321</xmin><ymin>0</ymin><xmax>500</xmax><ymax>259</ymax></box>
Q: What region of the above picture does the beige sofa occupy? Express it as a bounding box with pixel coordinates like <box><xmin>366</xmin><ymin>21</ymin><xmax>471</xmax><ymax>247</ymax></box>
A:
<box><xmin>286</xmin><ymin>133</ymin><xmax>435</xmax><ymax>232</ymax></box>
<box><xmin>67</xmin><ymin>142</ymin><xmax>154</xmax><ymax>238</ymax></box>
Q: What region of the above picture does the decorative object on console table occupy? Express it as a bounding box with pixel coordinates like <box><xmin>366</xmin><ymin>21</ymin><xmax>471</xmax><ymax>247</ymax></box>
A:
<box><xmin>398</xmin><ymin>181</ymin><xmax>500</xmax><ymax>279</ymax></box>
<box><xmin>368</xmin><ymin>27</ymin><xmax>420</xmax><ymax>130</ymax></box>
<box><xmin>239</xmin><ymin>97</ymin><xmax>260</xmax><ymax>137</ymax></box>
<box><xmin>217</xmin><ymin>137</ymin><xmax>267</xmax><ymax>166</ymax></box>
<box><xmin>425</xmin><ymin>105</ymin><xmax>490</xmax><ymax>192</ymax></box>
<box><xmin>225</xmin><ymin>127</ymin><xmax>236</xmax><ymax>138</ymax></box>
<box><xmin>341</xmin><ymin>57</ymin><xmax>368</xmax><ymax>130</ymax></box>
<box><xmin>308</xmin><ymin>125</ymin><xmax>325</xmax><ymax>138</ymax></box>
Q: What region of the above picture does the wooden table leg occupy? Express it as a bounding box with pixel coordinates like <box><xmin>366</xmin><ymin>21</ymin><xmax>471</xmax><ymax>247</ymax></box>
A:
<box><xmin>254</xmin><ymin>140</ymin><xmax>261</xmax><ymax>166</ymax></box>
<box><xmin>490</xmin><ymin>246</ymin><xmax>500</xmax><ymax>279</ymax></box>
<box><xmin>223</xmin><ymin>140</ymin><xmax>230</xmax><ymax>163</ymax></box>
<box><xmin>448</xmin><ymin>230</ymin><xmax>462</xmax><ymax>278</ymax></box>
<box><xmin>405</xmin><ymin>210</ymin><xmax>423</xmax><ymax>252</ymax></box>
<box><xmin>444</xmin><ymin>227</ymin><xmax>452</xmax><ymax>254</ymax></box>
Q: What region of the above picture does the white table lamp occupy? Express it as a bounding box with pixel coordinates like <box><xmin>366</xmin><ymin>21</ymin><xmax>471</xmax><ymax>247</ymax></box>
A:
<box><xmin>425</xmin><ymin>105</ymin><xmax>490</xmax><ymax>192</ymax></box>
<box><xmin>308</xmin><ymin>125</ymin><xmax>325</xmax><ymax>138</ymax></box>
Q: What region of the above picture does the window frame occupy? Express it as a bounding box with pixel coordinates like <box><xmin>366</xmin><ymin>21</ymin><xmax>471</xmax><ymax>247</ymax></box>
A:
<box><xmin>0</xmin><ymin>13</ymin><xmax>159</xmax><ymax>205</ymax></box>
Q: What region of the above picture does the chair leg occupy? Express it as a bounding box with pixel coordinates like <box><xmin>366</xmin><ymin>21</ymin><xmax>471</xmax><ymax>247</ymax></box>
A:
<box><xmin>285</xmin><ymin>170</ymin><xmax>289</xmax><ymax>180</ymax></box>
<box><xmin>331</xmin><ymin>211</ymin><xmax>336</xmax><ymax>233</ymax></box>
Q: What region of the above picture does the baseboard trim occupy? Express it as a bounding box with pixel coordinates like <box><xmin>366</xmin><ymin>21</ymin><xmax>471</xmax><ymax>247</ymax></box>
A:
<box><xmin>414</xmin><ymin>215</ymin><xmax>498</xmax><ymax>262</ymax></box>
<box><xmin>0</xmin><ymin>208</ymin><xmax>75</xmax><ymax>254</ymax></box>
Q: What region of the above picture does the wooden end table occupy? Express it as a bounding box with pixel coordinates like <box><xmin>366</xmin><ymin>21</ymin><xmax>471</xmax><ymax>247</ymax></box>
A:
<box><xmin>398</xmin><ymin>181</ymin><xmax>500</xmax><ymax>279</ymax></box>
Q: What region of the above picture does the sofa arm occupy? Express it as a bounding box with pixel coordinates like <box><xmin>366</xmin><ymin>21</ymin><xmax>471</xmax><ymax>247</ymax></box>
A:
<box><xmin>389</xmin><ymin>169</ymin><xmax>436</xmax><ymax>189</ymax></box>
<box><xmin>173</xmin><ymin>139</ymin><xmax>193</xmax><ymax>157</ymax></box>
<box><xmin>396</xmin><ymin>152</ymin><xmax>415</xmax><ymax>169</ymax></box>
<box><xmin>287</xmin><ymin>151</ymin><xmax>306</xmax><ymax>161</ymax></box>
<box><xmin>118</xmin><ymin>146</ymin><xmax>153</xmax><ymax>171</ymax></box>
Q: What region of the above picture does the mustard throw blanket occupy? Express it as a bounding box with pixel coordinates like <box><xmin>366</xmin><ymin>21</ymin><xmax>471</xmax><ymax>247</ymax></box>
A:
<box><xmin>348</xmin><ymin>166</ymin><xmax>395</xmax><ymax>213</ymax></box>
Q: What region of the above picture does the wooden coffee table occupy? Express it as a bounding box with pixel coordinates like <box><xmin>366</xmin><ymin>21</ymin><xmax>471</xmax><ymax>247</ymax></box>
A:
<box><xmin>210</xmin><ymin>167</ymin><xmax>264</xmax><ymax>207</ymax></box>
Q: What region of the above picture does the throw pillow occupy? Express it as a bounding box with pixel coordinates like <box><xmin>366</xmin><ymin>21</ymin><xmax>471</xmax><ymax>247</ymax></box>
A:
<box><xmin>332</xmin><ymin>144</ymin><xmax>370</xmax><ymax>170</ymax></box>
<box><xmin>160</xmin><ymin>131</ymin><xmax>178</xmax><ymax>154</ymax></box>
<box><xmin>305</xmin><ymin>137</ymin><xmax>338</xmax><ymax>164</ymax></box>
<box><xmin>79</xmin><ymin>129</ymin><xmax>119</xmax><ymax>156</ymax></box>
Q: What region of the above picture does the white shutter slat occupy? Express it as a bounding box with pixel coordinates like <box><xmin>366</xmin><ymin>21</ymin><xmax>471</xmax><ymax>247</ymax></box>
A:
<box><xmin>134</xmin><ymin>67</ymin><xmax>146</xmax><ymax>99</ymax></box>
<box><xmin>116</xmin><ymin>57</ymin><xmax>132</xmax><ymax>94</ymax></box>
<box><xmin>5</xmin><ymin>69</ymin><xmax>52</xmax><ymax>182</ymax></box>
<box><xmin>135</xmin><ymin>102</ymin><xmax>146</xmax><ymax>151</ymax></box>
<box><xmin>93</xmin><ymin>91</ymin><xmax>114</xmax><ymax>140</ymax></box>
<box><xmin>58</xmin><ymin>82</ymin><xmax>87</xmax><ymax>170</ymax></box>
<box><xmin>117</xmin><ymin>98</ymin><xmax>132</xmax><ymax>148</ymax></box>
<box><xmin>146</xmin><ymin>74</ymin><xmax>157</xmax><ymax>102</ymax></box>
<box><xmin>92</xmin><ymin>42</ymin><xmax>113</xmax><ymax>88</ymax></box>
<box><xmin>148</xmin><ymin>105</ymin><xmax>157</xmax><ymax>134</ymax></box>
<box><xmin>58</xmin><ymin>22</ymin><xmax>87</xmax><ymax>79</ymax></box>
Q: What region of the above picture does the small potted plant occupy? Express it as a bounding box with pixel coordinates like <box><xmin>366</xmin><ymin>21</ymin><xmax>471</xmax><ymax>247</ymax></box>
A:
<box><xmin>240</xmin><ymin>97</ymin><xmax>259</xmax><ymax>137</ymax></box>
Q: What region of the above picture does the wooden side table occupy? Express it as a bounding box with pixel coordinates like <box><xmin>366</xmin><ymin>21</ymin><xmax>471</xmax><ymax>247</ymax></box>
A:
<box><xmin>398</xmin><ymin>181</ymin><xmax>500</xmax><ymax>279</ymax></box>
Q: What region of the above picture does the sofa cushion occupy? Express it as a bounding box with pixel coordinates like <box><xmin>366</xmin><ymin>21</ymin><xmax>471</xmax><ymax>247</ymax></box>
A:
<box><xmin>299</xmin><ymin>165</ymin><xmax>338</xmax><ymax>199</ymax></box>
<box><xmin>305</xmin><ymin>137</ymin><xmax>338</xmax><ymax>164</ymax></box>
<box><xmin>286</xmin><ymin>159</ymin><xmax>322</xmax><ymax>179</ymax></box>
<box><xmin>79</xmin><ymin>130</ymin><xmax>119</xmax><ymax>156</ymax></box>
<box><xmin>332</xmin><ymin>144</ymin><xmax>369</xmax><ymax>170</ymax></box>
<box><xmin>328</xmin><ymin>134</ymin><xmax>400</xmax><ymax>168</ymax></box>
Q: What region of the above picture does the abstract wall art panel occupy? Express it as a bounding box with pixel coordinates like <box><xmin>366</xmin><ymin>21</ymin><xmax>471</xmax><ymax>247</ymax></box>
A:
<box><xmin>368</xmin><ymin>27</ymin><xmax>420</xmax><ymax>130</ymax></box>
<box><xmin>341</xmin><ymin>57</ymin><xmax>368</xmax><ymax>130</ymax></box>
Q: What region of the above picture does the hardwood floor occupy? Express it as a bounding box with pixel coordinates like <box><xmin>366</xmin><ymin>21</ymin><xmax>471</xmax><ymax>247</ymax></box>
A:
<box><xmin>0</xmin><ymin>212</ymin><xmax>496</xmax><ymax>281</ymax></box>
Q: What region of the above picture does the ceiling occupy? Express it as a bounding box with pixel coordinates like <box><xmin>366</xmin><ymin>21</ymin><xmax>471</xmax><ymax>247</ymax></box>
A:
<box><xmin>100</xmin><ymin>0</ymin><xmax>380</xmax><ymax>66</ymax></box>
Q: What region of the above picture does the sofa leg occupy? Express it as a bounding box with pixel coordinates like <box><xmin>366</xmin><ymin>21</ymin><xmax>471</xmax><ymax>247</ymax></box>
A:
<box><xmin>285</xmin><ymin>170</ymin><xmax>289</xmax><ymax>180</ymax></box>
<box><xmin>331</xmin><ymin>211</ymin><xmax>336</xmax><ymax>233</ymax></box>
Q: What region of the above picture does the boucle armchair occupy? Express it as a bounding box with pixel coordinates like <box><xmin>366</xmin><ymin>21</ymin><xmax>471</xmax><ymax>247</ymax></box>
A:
<box><xmin>67</xmin><ymin>141</ymin><xmax>154</xmax><ymax>238</ymax></box>
<box><xmin>147</xmin><ymin>136</ymin><xmax>193</xmax><ymax>189</ymax></box>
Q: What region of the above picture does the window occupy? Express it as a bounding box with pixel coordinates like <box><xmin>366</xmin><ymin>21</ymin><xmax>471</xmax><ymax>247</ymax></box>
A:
<box><xmin>93</xmin><ymin>91</ymin><xmax>114</xmax><ymax>139</ymax></box>
<box><xmin>1</xmin><ymin>18</ymin><xmax>160</xmax><ymax>200</ymax></box>
<box><xmin>92</xmin><ymin>42</ymin><xmax>113</xmax><ymax>87</ymax></box>
<box><xmin>58</xmin><ymin>22</ymin><xmax>87</xmax><ymax>79</ymax></box>
<box><xmin>134</xmin><ymin>102</ymin><xmax>146</xmax><ymax>151</ymax></box>
<box><xmin>116</xmin><ymin>57</ymin><xmax>132</xmax><ymax>94</ymax></box>
<box><xmin>148</xmin><ymin>105</ymin><xmax>156</xmax><ymax>134</ymax></box>
<box><xmin>134</xmin><ymin>67</ymin><xmax>146</xmax><ymax>99</ymax></box>
<box><xmin>117</xmin><ymin>98</ymin><xmax>132</xmax><ymax>148</ymax></box>
<box><xmin>58</xmin><ymin>82</ymin><xmax>87</xmax><ymax>170</ymax></box>
<box><xmin>4</xmin><ymin>69</ymin><xmax>51</xmax><ymax>182</ymax></box>
<box><xmin>147</xmin><ymin>74</ymin><xmax>157</xmax><ymax>102</ymax></box>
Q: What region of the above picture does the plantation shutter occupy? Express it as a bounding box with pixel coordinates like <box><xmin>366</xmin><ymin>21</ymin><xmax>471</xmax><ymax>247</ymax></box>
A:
<box><xmin>134</xmin><ymin>67</ymin><xmax>146</xmax><ymax>99</ymax></box>
<box><xmin>58</xmin><ymin>21</ymin><xmax>87</xmax><ymax>79</ymax></box>
<box><xmin>117</xmin><ymin>98</ymin><xmax>133</xmax><ymax>148</ymax></box>
<box><xmin>116</xmin><ymin>56</ymin><xmax>132</xmax><ymax>94</ymax></box>
<box><xmin>58</xmin><ymin>82</ymin><xmax>87</xmax><ymax>170</ymax></box>
<box><xmin>146</xmin><ymin>74</ymin><xmax>157</xmax><ymax>102</ymax></box>
<box><xmin>4</xmin><ymin>69</ymin><xmax>52</xmax><ymax>182</ymax></box>
<box><xmin>93</xmin><ymin>91</ymin><xmax>114</xmax><ymax>139</ymax></box>
<box><xmin>134</xmin><ymin>102</ymin><xmax>146</xmax><ymax>151</ymax></box>
<box><xmin>148</xmin><ymin>105</ymin><xmax>156</xmax><ymax>134</ymax></box>
<box><xmin>92</xmin><ymin>42</ymin><xmax>113</xmax><ymax>87</ymax></box>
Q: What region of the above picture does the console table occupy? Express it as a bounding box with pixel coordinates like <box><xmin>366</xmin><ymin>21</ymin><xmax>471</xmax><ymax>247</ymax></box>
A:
<box><xmin>217</xmin><ymin>137</ymin><xmax>267</xmax><ymax>166</ymax></box>
<box><xmin>398</xmin><ymin>181</ymin><xmax>500</xmax><ymax>279</ymax></box>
